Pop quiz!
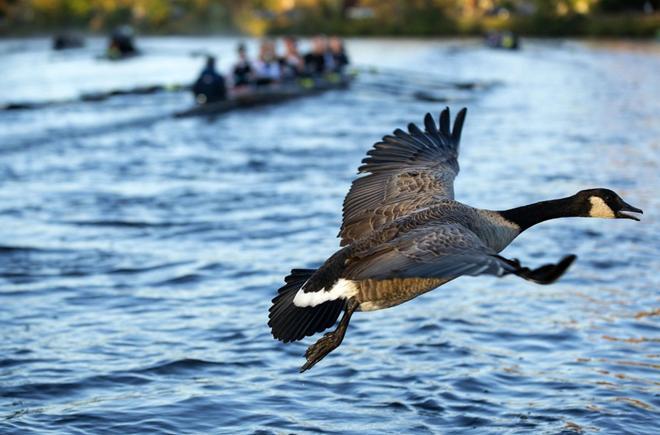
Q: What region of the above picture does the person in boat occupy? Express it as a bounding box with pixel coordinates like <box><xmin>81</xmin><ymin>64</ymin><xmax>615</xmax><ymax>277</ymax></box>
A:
<box><xmin>500</xmin><ymin>31</ymin><xmax>520</xmax><ymax>50</ymax></box>
<box><xmin>192</xmin><ymin>56</ymin><xmax>227</xmax><ymax>104</ymax></box>
<box><xmin>279</xmin><ymin>36</ymin><xmax>304</xmax><ymax>80</ymax></box>
<box><xmin>232</xmin><ymin>42</ymin><xmax>254</xmax><ymax>88</ymax></box>
<box><xmin>328</xmin><ymin>36</ymin><xmax>349</xmax><ymax>74</ymax></box>
<box><xmin>304</xmin><ymin>35</ymin><xmax>332</xmax><ymax>77</ymax></box>
<box><xmin>107</xmin><ymin>26</ymin><xmax>137</xmax><ymax>58</ymax></box>
<box><xmin>53</xmin><ymin>33</ymin><xmax>84</xmax><ymax>50</ymax></box>
<box><xmin>254</xmin><ymin>39</ymin><xmax>282</xmax><ymax>87</ymax></box>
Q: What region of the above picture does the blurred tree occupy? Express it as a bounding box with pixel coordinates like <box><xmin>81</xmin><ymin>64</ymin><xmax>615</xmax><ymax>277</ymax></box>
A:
<box><xmin>598</xmin><ymin>0</ymin><xmax>659</xmax><ymax>12</ymax></box>
<box><xmin>1</xmin><ymin>0</ymin><xmax>658</xmax><ymax>36</ymax></box>
<box><xmin>531</xmin><ymin>0</ymin><xmax>599</xmax><ymax>15</ymax></box>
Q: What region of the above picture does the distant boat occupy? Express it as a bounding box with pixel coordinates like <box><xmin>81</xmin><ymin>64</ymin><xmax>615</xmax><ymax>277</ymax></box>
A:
<box><xmin>104</xmin><ymin>25</ymin><xmax>139</xmax><ymax>60</ymax></box>
<box><xmin>175</xmin><ymin>74</ymin><xmax>353</xmax><ymax>118</ymax></box>
<box><xmin>52</xmin><ymin>33</ymin><xmax>85</xmax><ymax>50</ymax></box>
<box><xmin>485</xmin><ymin>31</ymin><xmax>520</xmax><ymax>50</ymax></box>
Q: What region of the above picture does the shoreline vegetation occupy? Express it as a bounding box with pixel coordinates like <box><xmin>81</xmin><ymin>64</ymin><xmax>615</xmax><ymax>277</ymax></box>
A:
<box><xmin>1</xmin><ymin>1</ymin><xmax>659</xmax><ymax>39</ymax></box>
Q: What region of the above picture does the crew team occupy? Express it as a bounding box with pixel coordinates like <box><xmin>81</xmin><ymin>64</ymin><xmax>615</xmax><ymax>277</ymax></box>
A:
<box><xmin>193</xmin><ymin>35</ymin><xmax>349</xmax><ymax>104</ymax></box>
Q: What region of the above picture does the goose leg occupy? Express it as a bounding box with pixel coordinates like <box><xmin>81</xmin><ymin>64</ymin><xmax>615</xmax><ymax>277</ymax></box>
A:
<box><xmin>300</xmin><ymin>299</ymin><xmax>359</xmax><ymax>372</ymax></box>
<box><xmin>499</xmin><ymin>254</ymin><xmax>577</xmax><ymax>285</ymax></box>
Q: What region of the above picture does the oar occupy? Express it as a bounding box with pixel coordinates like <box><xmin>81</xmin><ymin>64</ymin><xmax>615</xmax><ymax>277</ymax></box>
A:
<box><xmin>349</xmin><ymin>81</ymin><xmax>461</xmax><ymax>103</ymax></box>
<box><xmin>353</xmin><ymin>65</ymin><xmax>490</xmax><ymax>91</ymax></box>
<box><xmin>350</xmin><ymin>67</ymin><xmax>497</xmax><ymax>103</ymax></box>
<box><xmin>80</xmin><ymin>83</ymin><xmax>189</xmax><ymax>102</ymax></box>
<box><xmin>1</xmin><ymin>82</ymin><xmax>190</xmax><ymax>111</ymax></box>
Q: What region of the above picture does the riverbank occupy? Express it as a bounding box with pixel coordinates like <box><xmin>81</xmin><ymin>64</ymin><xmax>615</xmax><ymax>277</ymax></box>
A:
<box><xmin>2</xmin><ymin>13</ymin><xmax>659</xmax><ymax>39</ymax></box>
<box><xmin>267</xmin><ymin>13</ymin><xmax>660</xmax><ymax>38</ymax></box>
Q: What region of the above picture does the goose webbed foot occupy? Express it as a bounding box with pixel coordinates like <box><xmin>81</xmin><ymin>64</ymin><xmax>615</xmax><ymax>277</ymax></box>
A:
<box><xmin>301</xmin><ymin>331</ymin><xmax>343</xmax><ymax>372</ymax></box>
<box><xmin>517</xmin><ymin>254</ymin><xmax>577</xmax><ymax>284</ymax></box>
<box><xmin>300</xmin><ymin>299</ymin><xmax>358</xmax><ymax>373</ymax></box>
<box><xmin>502</xmin><ymin>254</ymin><xmax>577</xmax><ymax>285</ymax></box>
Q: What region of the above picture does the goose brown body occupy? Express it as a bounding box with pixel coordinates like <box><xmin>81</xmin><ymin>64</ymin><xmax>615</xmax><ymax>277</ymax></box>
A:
<box><xmin>354</xmin><ymin>277</ymin><xmax>450</xmax><ymax>311</ymax></box>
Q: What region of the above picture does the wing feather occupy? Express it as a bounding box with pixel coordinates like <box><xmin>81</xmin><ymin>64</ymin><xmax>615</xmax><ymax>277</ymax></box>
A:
<box><xmin>344</xmin><ymin>220</ymin><xmax>577</xmax><ymax>286</ymax></box>
<box><xmin>346</xmin><ymin>223</ymin><xmax>515</xmax><ymax>280</ymax></box>
<box><xmin>340</xmin><ymin>107</ymin><xmax>468</xmax><ymax>246</ymax></box>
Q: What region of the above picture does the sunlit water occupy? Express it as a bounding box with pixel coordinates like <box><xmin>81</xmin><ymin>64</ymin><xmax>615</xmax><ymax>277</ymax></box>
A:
<box><xmin>1</xmin><ymin>37</ymin><xmax>659</xmax><ymax>434</ymax></box>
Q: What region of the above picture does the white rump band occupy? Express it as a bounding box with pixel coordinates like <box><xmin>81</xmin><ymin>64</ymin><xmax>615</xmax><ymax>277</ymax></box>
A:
<box><xmin>293</xmin><ymin>279</ymin><xmax>358</xmax><ymax>307</ymax></box>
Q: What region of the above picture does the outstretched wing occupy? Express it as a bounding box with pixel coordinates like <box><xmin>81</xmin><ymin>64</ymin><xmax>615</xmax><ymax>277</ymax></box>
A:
<box><xmin>339</xmin><ymin>107</ymin><xmax>467</xmax><ymax>246</ymax></box>
<box><xmin>346</xmin><ymin>222</ymin><xmax>576</xmax><ymax>285</ymax></box>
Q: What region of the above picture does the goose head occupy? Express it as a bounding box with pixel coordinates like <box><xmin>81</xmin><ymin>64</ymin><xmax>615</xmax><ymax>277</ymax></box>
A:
<box><xmin>576</xmin><ymin>188</ymin><xmax>643</xmax><ymax>221</ymax></box>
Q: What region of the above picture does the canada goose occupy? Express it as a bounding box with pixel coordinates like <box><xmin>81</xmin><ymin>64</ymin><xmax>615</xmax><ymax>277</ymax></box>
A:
<box><xmin>268</xmin><ymin>107</ymin><xmax>643</xmax><ymax>372</ymax></box>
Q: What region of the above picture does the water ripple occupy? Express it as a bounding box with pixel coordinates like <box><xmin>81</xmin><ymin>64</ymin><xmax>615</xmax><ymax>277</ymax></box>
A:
<box><xmin>1</xmin><ymin>37</ymin><xmax>658</xmax><ymax>434</ymax></box>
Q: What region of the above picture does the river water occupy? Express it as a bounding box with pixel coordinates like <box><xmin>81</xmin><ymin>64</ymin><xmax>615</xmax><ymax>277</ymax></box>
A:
<box><xmin>1</xmin><ymin>37</ymin><xmax>658</xmax><ymax>434</ymax></box>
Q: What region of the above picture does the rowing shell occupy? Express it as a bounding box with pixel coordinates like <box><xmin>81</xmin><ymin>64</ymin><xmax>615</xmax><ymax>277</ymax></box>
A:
<box><xmin>174</xmin><ymin>75</ymin><xmax>352</xmax><ymax>118</ymax></box>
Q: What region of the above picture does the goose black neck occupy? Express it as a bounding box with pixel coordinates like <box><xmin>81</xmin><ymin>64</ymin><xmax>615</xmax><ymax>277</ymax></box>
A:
<box><xmin>499</xmin><ymin>196</ymin><xmax>582</xmax><ymax>231</ymax></box>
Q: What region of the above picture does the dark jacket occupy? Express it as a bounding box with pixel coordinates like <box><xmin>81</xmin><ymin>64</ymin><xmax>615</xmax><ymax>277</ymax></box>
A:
<box><xmin>232</xmin><ymin>61</ymin><xmax>253</xmax><ymax>87</ymax></box>
<box><xmin>193</xmin><ymin>67</ymin><xmax>227</xmax><ymax>103</ymax></box>
<box><xmin>331</xmin><ymin>52</ymin><xmax>349</xmax><ymax>73</ymax></box>
<box><xmin>303</xmin><ymin>53</ymin><xmax>325</xmax><ymax>76</ymax></box>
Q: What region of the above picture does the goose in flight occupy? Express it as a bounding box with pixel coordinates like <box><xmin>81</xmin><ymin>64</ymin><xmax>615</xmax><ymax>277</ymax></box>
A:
<box><xmin>268</xmin><ymin>107</ymin><xmax>643</xmax><ymax>372</ymax></box>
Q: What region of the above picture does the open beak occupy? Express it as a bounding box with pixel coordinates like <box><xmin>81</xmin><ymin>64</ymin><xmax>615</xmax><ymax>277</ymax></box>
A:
<box><xmin>616</xmin><ymin>200</ymin><xmax>643</xmax><ymax>221</ymax></box>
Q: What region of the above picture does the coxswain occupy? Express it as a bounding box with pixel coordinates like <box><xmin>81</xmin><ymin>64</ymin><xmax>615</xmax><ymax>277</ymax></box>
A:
<box><xmin>192</xmin><ymin>56</ymin><xmax>227</xmax><ymax>104</ymax></box>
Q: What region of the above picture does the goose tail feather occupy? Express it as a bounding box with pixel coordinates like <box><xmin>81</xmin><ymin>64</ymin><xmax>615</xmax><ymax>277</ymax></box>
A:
<box><xmin>268</xmin><ymin>269</ymin><xmax>346</xmax><ymax>343</ymax></box>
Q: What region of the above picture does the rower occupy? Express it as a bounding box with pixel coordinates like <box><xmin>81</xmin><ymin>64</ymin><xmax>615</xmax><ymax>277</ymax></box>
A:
<box><xmin>280</xmin><ymin>36</ymin><xmax>304</xmax><ymax>80</ymax></box>
<box><xmin>232</xmin><ymin>43</ymin><xmax>254</xmax><ymax>88</ymax></box>
<box><xmin>303</xmin><ymin>35</ymin><xmax>328</xmax><ymax>77</ymax></box>
<box><xmin>192</xmin><ymin>56</ymin><xmax>227</xmax><ymax>104</ymax></box>
<box><xmin>328</xmin><ymin>36</ymin><xmax>349</xmax><ymax>74</ymax></box>
<box><xmin>254</xmin><ymin>39</ymin><xmax>282</xmax><ymax>86</ymax></box>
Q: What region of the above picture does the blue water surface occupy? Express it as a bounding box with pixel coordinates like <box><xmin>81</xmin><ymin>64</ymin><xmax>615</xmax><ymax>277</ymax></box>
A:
<box><xmin>1</xmin><ymin>37</ymin><xmax>659</xmax><ymax>434</ymax></box>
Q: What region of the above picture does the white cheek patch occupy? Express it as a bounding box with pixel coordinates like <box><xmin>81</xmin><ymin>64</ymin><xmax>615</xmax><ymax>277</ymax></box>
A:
<box><xmin>589</xmin><ymin>196</ymin><xmax>615</xmax><ymax>218</ymax></box>
<box><xmin>293</xmin><ymin>279</ymin><xmax>358</xmax><ymax>307</ymax></box>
